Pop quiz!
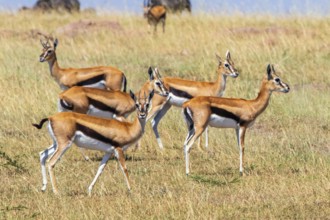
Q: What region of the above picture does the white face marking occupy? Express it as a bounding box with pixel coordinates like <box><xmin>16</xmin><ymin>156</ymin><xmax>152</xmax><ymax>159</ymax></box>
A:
<box><xmin>74</xmin><ymin>131</ymin><xmax>114</xmax><ymax>153</ymax></box>
<box><xmin>88</xmin><ymin>105</ymin><xmax>115</xmax><ymax>119</ymax></box>
<box><xmin>168</xmin><ymin>94</ymin><xmax>189</xmax><ymax>107</ymax></box>
<box><xmin>208</xmin><ymin>114</ymin><xmax>238</xmax><ymax>128</ymax></box>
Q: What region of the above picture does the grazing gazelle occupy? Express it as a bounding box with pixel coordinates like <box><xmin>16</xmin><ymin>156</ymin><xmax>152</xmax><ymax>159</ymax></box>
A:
<box><xmin>59</xmin><ymin>67</ymin><xmax>168</xmax><ymax>121</ymax></box>
<box><xmin>182</xmin><ymin>64</ymin><xmax>290</xmax><ymax>175</ymax></box>
<box><xmin>148</xmin><ymin>51</ymin><xmax>239</xmax><ymax>149</ymax></box>
<box><xmin>39</xmin><ymin>36</ymin><xmax>127</xmax><ymax>92</ymax></box>
<box><xmin>143</xmin><ymin>1</ymin><xmax>166</xmax><ymax>33</ymax></box>
<box><xmin>33</xmin><ymin>90</ymin><xmax>154</xmax><ymax>195</ymax></box>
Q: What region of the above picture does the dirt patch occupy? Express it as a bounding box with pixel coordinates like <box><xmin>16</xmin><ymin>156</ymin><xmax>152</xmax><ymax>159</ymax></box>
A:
<box><xmin>56</xmin><ymin>20</ymin><xmax>123</xmax><ymax>37</ymax></box>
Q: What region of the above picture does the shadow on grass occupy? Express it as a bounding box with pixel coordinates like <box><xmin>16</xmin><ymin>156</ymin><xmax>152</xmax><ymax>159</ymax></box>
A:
<box><xmin>188</xmin><ymin>174</ymin><xmax>240</xmax><ymax>187</ymax></box>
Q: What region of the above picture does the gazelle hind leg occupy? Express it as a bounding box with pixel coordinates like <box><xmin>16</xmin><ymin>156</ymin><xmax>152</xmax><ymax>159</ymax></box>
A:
<box><xmin>88</xmin><ymin>151</ymin><xmax>113</xmax><ymax>196</ymax></box>
<box><xmin>236</xmin><ymin>126</ymin><xmax>247</xmax><ymax>175</ymax></box>
<box><xmin>47</xmin><ymin>141</ymin><xmax>73</xmax><ymax>194</ymax></box>
<box><xmin>184</xmin><ymin>127</ymin><xmax>205</xmax><ymax>175</ymax></box>
<box><xmin>114</xmin><ymin>148</ymin><xmax>131</xmax><ymax>191</ymax></box>
<box><xmin>39</xmin><ymin>144</ymin><xmax>56</xmax><ymax>192</ymax></box>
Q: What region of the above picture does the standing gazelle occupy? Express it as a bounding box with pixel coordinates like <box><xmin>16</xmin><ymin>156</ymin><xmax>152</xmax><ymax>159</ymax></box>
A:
<box><xmin>143</xmin><ymin>1</ymin><xmax>166</xmax><ymax>33</ymax></box>
<box><xmin>39</xmin><ymin>36</ymin><xmax>127</xmax><ymax>92</ymax></box>
<box><xmin>148</xmin><ymin>51</ymin><xmax>239</xmax><ymax>149</ymax></box>
<box><xmin>33</xmin><ymin>90</ymin><xmax>154</xmax><ymax>195</ymax></box>
<box><xmin>59</xmin><ymin>67</ymin><xmax>168</xmax><ymax>121</ymax></box>
<box><xmin>182</xmin><ymin>64</ymin><xmax>290</xmax><ymax>175</ymax></box>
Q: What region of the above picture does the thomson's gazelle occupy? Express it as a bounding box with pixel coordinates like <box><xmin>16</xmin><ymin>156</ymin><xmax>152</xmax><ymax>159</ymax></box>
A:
<box><xmin>39</xmin><ymin>35</ymin><xmax>127</xmax><ymax>92</ymax></box>
<box><xmin>182</xmin><ymin>64</ymin><xmax>290</xmax><ymax>175</ymax></box>
<box><xmin>148</xmin><ymin>51</ymin><xmax>239</xmax><ymax>149</ymax></box>
<box><xmin>59</xmin><ymin>66</ymin><xmax>168</xmax><ymax>121</ymax></box>
<box><xmin>33</xmin><ymin>90</ymin><xmax>154</xmax><ymax>195</ymax></box>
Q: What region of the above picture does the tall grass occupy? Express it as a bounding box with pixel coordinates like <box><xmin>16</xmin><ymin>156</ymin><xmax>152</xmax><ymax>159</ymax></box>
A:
<box><xmin>0</xmin><ymin>11</ymin><xmax>329</xmax><ymax>219</ymax></box>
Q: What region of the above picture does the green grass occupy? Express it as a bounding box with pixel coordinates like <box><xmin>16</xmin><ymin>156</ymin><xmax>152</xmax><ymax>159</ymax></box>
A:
<box><xmin>0</xmin><ymin>11</ymin><xmax>329</xmax><ymax>219</ymax></box>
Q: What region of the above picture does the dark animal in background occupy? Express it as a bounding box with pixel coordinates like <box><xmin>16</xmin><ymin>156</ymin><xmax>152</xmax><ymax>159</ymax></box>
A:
<box><xmin>144</xmin><ymin>1</ymin><xmax>167</xmax><ymax>33</ymax></box>
<box><xmin>145</xmin><ymin>0</ymin><xmax>191</xmax><ymax>13</ymax></box>
<box><xmin>21</xmin><ymin>0</ymin><xmax>80</xmax><ymax>12</ymax></box>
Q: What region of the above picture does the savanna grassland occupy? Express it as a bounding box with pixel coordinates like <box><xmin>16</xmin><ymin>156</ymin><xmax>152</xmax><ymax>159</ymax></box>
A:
<box><xmin>0</xmin><ymin>10</ymin><xmax>329</xmax><ymax>219</ymax></box>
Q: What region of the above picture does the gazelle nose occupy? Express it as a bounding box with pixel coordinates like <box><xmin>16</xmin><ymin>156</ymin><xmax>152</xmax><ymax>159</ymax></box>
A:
<box><xmin>39</xmin><ymin>56</ymin><xmax>45</xmax><ymax>62</ymax></box>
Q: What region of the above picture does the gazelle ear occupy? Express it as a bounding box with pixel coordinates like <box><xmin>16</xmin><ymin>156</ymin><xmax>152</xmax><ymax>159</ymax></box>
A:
<box><xmin>54</xmin><ymin>38</ymin><xmax>58</xmax><ymax>49</ymax></box>
<box><xmin>129</xmin><ymin>90</ymin><xmax>136</xmax><ymax>101</ymax></box>
<box><xmin>148</xmin><ymin>66</ymin><xmax>155</xmax><ymax>80</ymax></box>
<box><xmin>215</xmin><ymin>53</ymin><xmax>222</xmax><ymax>64</ymax></box>
<box><xmin>226</xmin><ymin>50</ymin><xmax>231</xmax><ymax>60</ymax></box>
<box><xmin>267</xmin><ymin>64</ymin><xmax>273</xmax><ymax>79</ymax></box>
<box><xmin>148</xmin><ymin>90</ymin><xmax>155</xmax><ymax>101</ymax></box>
<box><xmin>155</xmin><ymin>67</ymin><xmax>162</xmax><ymax>78</ymax></box>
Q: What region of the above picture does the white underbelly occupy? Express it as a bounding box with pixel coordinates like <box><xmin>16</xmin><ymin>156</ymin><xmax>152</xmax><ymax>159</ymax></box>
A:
<box><xmin>168</xmin><ymin>95</ymin><xmax>189</xmax><ymax>107</ymax></box>
<box><xmin>208</xmin><ymin>114</ymin><xmax>238</xmax><ymax>128</ymax></box>
<box><xmin>85</xmin><ymin>81</ymin><xmax>106</xmax><ymax>89</ymax></box>
<box><xmin>74</xmin><ymin>131</ymin><xmax>114</xmax><ymax>153</ymax></box>
<box><xmin>87</xmin><ymin>105</ymin><xmax>115</xmax><ymax>119</ymax></box>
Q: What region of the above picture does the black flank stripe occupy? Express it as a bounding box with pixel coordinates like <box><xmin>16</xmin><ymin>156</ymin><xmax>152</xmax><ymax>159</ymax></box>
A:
<box><xmin>76</xmin><ymin>74</ymin><xmax>105</xmax><ymax>86</ymax></box>
<box><xmin>76</xmin><ymin>123</ymin><xmax>120</xmax><ymax>146</ymax></box>
<box><xmin>169</xmin><ymin>87</ymin><xmax>193</xmax><ymax>99</ymax></box>
<box><xmin>210</xmin><ymin>107</ymin><xmax>246</xmax><ymax>124</ymax></box>
<box><xmin>87</xmin><ymin>97</ymin><xmax>119</xmax><ymax>114</ymax></box>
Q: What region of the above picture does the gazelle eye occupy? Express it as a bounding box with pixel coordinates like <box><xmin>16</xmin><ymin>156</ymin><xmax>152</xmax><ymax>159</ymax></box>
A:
<box><xmin>146</xmin><ymin>104</ymin><xmax>149</xmax><ymax>109</ymax></box>
<box><xmin>225</xmin><ymin>63</ymin><xmax>230</xmax><ymax>68</ymax></box>
<box><xmin>47</xmin><ymin>50</ymin><xmax>52</xmax><ymax>54</ymax></box>
<box><xmin>135</xmin><ymin>104</ymin><xmax>139</xmax><ymax>108</ymax></box>
<box><xmin>275</xmin><ymin>78</ymin><xmax>280</xmax><ymax>83</ymax></box>
<box><xmin>155</xmin><ymin>82</ymin><xmax>161</xmax><ymax>86</ymax></box>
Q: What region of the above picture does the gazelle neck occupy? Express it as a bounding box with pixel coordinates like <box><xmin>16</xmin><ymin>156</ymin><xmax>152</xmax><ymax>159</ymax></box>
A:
<box><xmin>130</xmin><ymin>115</ymin><xmax>147</xmax><ymax>138</ymax></box>
<box><xmin>215</xmin><ymin>72</ymin><xmax>228</xmax><ymax>97</ymax></box>
<box><xmin>47</xmin><ymin>54</ymin><xmax>62</xmax><ymax>80</ymax></box>
<box><xmin>251</xmin><ymin>77</ymin><xmax>273</xmax><ymax>117</ymax></box>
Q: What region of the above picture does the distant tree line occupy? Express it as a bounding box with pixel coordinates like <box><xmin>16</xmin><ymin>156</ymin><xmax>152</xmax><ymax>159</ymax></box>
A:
<box><xmin>21</xmin><ymin>0</ymin><xmax>80</xmax><ymax>12</ymax></box>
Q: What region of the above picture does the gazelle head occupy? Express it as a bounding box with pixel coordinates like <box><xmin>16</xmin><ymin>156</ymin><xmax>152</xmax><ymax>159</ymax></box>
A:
<box><xmin>39</xmin><ymin>37</ymin><xmax>58</xmax><ymax>62</ymax></box>
<box><xmin>130</xmin><ymin>90</ymin><xmax>154</xmax><ymax>119</ymax></box>
<box><xmin>265</xmin><ymin>64</ymin><xmax>290</xmax><ymax>93</ymax></box>
<box><xmin>216</xmin><ymin>50</ymin><xmax>239</xmax><ymax>78</ymax></box>
<box><xmin>148</xmin><ymin>66</ymin><xmax>169</xmax><ymax>97</ymax></box>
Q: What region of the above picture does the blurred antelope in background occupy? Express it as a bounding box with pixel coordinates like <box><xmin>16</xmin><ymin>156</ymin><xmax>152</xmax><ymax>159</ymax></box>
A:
<box><xmin>182</xmin><ymin>64</ymin><xmax>290</xmax><ymax>175</ymax></box>
<box><xmin>143</xmin><ymin>0</ymin><xmax>166</xmax><ymax>33</ymax></box>
<box><xmin>148</xmin><ymin>51</ymin><xmax>239</xmax><ymax>149</ymax></box>
<box><xmin>59</xmin><ymin>67</ymin><xmax>169</xmax><ymax>121</ymax></box>
<box><xmin>39</xmin><ymin>35</ymin><xmax>127</xmax><ymax>92</ymax></box>
<box><xmin>33</xmin><ymin>90</ymin><xmax>155</xmax><ymax>195</ymax></box>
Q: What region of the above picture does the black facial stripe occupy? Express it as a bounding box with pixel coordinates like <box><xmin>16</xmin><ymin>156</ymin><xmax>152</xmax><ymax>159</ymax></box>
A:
<box><xmin>169</xmin><ymin>87</ymin><xmax>193</xmax><ymax>99</ymax></box>
<box><xmin>210</xmin><ymin>107</ymin><xmax>246</xmax><ymax>124</ymax></box>
<box><xmin>76</xmin><ymin>74</ymin><xmax>105</xmax><ymax>86</ymax></box>
<box><xmin>76</xmin><ymin>123</ymin><xmax>121</xmax><ymax>146</ymax></box>
<box><xmin>88</xmin><ymin>97</ymin><xmax>119</xmax><ymax>114</ymax></box>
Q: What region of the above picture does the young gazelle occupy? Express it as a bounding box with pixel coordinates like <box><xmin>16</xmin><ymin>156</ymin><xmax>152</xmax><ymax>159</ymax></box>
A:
<box><xmin>59</xmin><ymin>67</ymin><xmax>168</xmax><ymax>121</ymax></box>
<box><xmin>33</xmin><ymin>90</ymin><xmax>154</xmax><ymax>195</ymax></box>
<box><xmin>182</xmin><ymin>64</ymin><xmax>290</xmax><ymax>175</ymax></box>
<box><xmin>39</xmin><ymin>36</ymin><xmax>127</xmax><ymax>92</ymax></box>
<box><xmin>148</xmin><ymin>51</ymin><xmax>239</xmax><ymax>149</ymax></box>
<box><xmin>143</xmin><ymin>1</ymin><xmax>166</xmax><ymax>33</ymax></box>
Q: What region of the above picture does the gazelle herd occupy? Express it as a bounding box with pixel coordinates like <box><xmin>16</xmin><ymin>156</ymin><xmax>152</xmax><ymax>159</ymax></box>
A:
<box><xmin>33</xmin><ymin>36</ymin><xmax>290</xmax><ymax>195</ymax></box>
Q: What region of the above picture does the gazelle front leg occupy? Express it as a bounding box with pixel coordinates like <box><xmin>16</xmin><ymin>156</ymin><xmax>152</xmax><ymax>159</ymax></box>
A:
<box><xmin>236</xmin><ymin>126</ymin><xmax>247</xmax><ymax>176</ymax></box>
<box><xmin>114</xmin><ymin>147</ymin><xmax>131</xmax><ymax>191</ymax></box>
<box><xmin>88</xmin><ymin>151</ymin><xmax>113</xmax><ymax>196</ymax></box>
<box><xmin>149</xmin><ymin>102</ymin><xmax>171</xmax><ymax>150</ymax></box>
